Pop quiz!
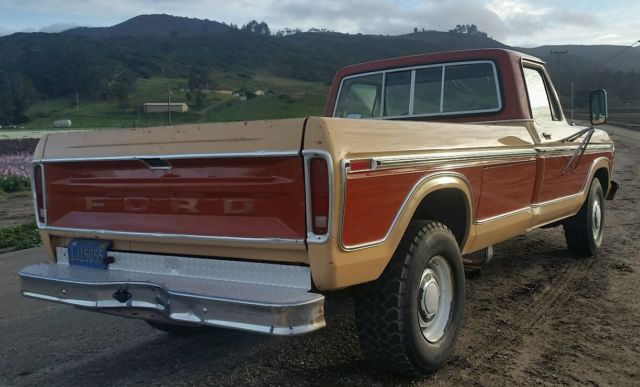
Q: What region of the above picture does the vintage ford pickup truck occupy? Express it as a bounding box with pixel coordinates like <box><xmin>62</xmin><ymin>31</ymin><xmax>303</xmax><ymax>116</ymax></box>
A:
<box><xmin>20</xmin><ymin>49</ymin><xmax>617</xmax><ymax>375</ymax></box>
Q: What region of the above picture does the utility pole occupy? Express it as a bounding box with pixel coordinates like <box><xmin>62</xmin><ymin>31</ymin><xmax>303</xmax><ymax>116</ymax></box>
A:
<box><xmin>550</xmin><ymin>50</ymin><xmax>568</xmax><ymax>84</ymax></box>
<box><xmin>167</xmin><ymin>86</ymin><xmax>172</xmax><ymax>126</ymax></box>
<box><xmin>570</xmin><ymin>81</ymin><xmax>575</xmax><ymax>124</ymax></box>
<box><xmin>75</xmin><ymin>92</ymin><xmax>79</xmax><ymax>113</ymax></box>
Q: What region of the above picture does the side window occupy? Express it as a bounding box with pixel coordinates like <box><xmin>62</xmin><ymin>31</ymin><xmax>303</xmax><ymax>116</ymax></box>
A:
<box><xmin>384</xmin><ymin>71</ymin><xmax>411</xmax><ymax>116</ymax></box>
<box><xmin>443</xmin><ymin>63</ymin><xmax>499</xmax><ymax>112</ymax></box>
<box><xmin>523</xmin><ymin>67</ymin><xmax>555</xmax><ymax>124</ymax></box>
<box><xmin>334</xmin><ymin>74</ymin><xmax>382</xmax><ymax>118</ymax></box>
<box><xmin>413</xmin><ymin>67</ymin><xmax>442</xmax><ymax>115</ymax></box>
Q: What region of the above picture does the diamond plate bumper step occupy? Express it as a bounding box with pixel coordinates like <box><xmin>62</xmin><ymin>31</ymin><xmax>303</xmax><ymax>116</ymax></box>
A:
<box><xmin>19</xmin><ymin>251</ymin><xmax>325</xmax><ymax>335</ymax></box>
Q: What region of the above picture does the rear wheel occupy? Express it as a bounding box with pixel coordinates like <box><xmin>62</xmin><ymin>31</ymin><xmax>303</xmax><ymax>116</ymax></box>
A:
<box><xmin>354</xmin><ymin>221</ymin><xmax>465</xmax><ymax>376</ymax></box>
<box><xmin>563</xmin><ymin>178</ymin><xmax>605</xmax><ymax>256</ymax></box>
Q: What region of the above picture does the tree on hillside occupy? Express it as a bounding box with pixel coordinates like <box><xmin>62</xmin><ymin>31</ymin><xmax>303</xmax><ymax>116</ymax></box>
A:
<box><xmin>306</xmin><ymin>28</ymin><xmax>335</xmax><ymax>34</ymax></box>
<box><xmin>90</xmin><ymin>66</ymin><xmax>135</xmax><ymax>108</ymax></box>
<box><xmin>241</xmin><ymin>20</ymin><xmax>270</xmax><ymax>35</ymax></box>
<box><xmin>275</xmin><ymin>28</ymin><xmax>302</xmax><ymax>37</ymax></box>
<box><xmin>94</xmin><ymin>66</ymin><xmax>135</xmax><ymax>99</ymax></box>
<box><xmin>0</xmin><ymin>71</ymin><xmax>37</xmax><ymax>124</ymax></box>
<box><xmin>115</xmin><ymin>82</ymin><xmax>130</xmax><ymax>109</ymax></box>
<box><xmin>188</xmin><ymin>68</ymin><xmax>210</xmax><ymax>91</ymax></box>
<box><xmin>449</xmin><ymin>24</ymin><xmax>488</xmax><ymax>38</ymax></box>
<box><xmin>188</xmin><ymin>68</ymin><xmax>212</xmax><ymax>107</ymax></box>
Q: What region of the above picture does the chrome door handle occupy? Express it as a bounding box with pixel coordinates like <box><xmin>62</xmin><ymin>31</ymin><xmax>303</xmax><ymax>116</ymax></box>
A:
<box><xmin>542</xmin><ymin>132</ymin><xmax>552</xmax><ymax>139</ymax></box>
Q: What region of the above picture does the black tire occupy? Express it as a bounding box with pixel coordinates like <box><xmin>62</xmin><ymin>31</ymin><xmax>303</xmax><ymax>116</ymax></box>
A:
<box><xmin>145</xmin><ymin>319</ymin><xmax>210</xmax><ymax>335</ymax></box>
<box><xmin>563</xmin><ymin>178</ymin><xmax>605</xmax><ymax>256</ymax></box>
<box><xmin>353</xmin><ymin>221</ymin><xmax>465</xmax><ymax>376</ymax></box>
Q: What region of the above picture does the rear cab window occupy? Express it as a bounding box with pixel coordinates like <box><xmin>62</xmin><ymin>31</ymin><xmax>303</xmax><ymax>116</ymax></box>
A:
<box><xmin>334</xmin><ymin>74</ymin><xmax>382</xmax><ymax>119</ymax></box>
<box><xmin>333</xmin><ymin>60</ymin><xmax>502</xmax><ymax>119</ymax></box>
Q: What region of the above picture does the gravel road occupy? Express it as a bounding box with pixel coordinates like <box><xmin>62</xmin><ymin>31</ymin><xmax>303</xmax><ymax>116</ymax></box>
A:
<box><xmin>0</xmin><ymin>124</ymin><xmax>638</xmax><ymax>386</ymax></box>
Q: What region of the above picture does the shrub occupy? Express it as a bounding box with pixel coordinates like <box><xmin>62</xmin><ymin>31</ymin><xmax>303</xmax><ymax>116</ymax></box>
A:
<box><xmin>0</xmin><ymin>174</ymin><xmax>30</xmax><ymax>192</ymax></box>
<box><xmin>0</xmin><ymin>223</ymin><xmax>41</xmax><ymax>251</ymax></box>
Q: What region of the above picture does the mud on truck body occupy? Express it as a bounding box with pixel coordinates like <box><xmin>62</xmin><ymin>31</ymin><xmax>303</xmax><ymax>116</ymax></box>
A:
<box><xmin>20</xmin><ymin>49</ymin><xmax>618</xmax><ymax>375</ymax></box>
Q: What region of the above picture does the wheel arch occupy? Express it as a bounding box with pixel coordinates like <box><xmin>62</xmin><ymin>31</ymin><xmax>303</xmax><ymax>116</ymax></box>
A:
<box><xmin>579</xmin><ymin>157</ymin><xmax>611</xmax><ymax>205</ymax></box>
<box><xmin>399</xmin><ymin>173</ymin><xmax>474</xmax><ymax>252</ymax></box>
<box><xmin>593</xmin><ymin>166</ymin><xmax>609</xmax><ymax>195</ymax></box>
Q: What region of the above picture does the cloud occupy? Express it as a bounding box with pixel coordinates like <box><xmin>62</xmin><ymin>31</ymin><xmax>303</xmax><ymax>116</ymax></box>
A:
<box><xmin>0</xmin><ymin>22</ymin><xmax>78</xmax><ymax>36</ymax></box>
<box><xmin>39</xmin><ymin>22</ymin><xmax>79</xmax><ymax>33</ymax></box>
<box><xmin>267</xmin><ymin>0</ymin><xmax>508</xmax><ymax>38</ymax></box>
<box><xmin>0</xmin><ymin>0</ymin><xmax>637</xmax><ymax>46</ymax></box>
<box><xmin>0</xmin><ymin>26</ymin><xmax>13</xmax><ymax>36</ymax></box>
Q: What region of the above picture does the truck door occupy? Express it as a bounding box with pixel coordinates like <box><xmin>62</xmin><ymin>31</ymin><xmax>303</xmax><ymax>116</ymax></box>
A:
<box><xmin>522</xmin><ymin>62</ymin><xmax>595</xmax><ymax>225</ymax></box>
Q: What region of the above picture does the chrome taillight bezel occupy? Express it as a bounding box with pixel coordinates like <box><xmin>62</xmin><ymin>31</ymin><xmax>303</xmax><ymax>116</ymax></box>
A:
<box><xmin>30</xmin><ymin>163</ymin><xmax>47</xmax><ymax>227</ymax></box>
<box><xmin>303</xmin><ymin>150</ymin><xmax>333</xmax><ymax>244</ymax></box>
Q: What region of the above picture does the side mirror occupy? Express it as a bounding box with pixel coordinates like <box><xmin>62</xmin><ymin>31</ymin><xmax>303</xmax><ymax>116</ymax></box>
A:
<box><xmin>589</xmin><ymin>89</ymin><xmax>608</xmax><ymax>126</ymax></box>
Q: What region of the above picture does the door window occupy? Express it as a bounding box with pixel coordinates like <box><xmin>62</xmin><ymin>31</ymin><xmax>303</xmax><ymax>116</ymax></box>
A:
<box><xmin>523</xmin><ymin>67</ymin><xmax>556</xmax><ymax>124</ymax></box>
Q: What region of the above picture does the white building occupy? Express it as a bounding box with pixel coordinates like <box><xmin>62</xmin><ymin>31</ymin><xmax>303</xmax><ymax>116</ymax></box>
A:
<box><xmin>143</xmin><ymin>103</ymin><xmax>189</xmax><ymax>113</ymax></box>
<box><xmin>53</xmin><ymin>119</ymin><xmax>72</xmax><ymax>128</ymax></box>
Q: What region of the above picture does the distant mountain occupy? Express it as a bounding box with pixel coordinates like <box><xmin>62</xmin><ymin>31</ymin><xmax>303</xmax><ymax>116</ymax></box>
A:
<box><xmin>0</xmin><ymin>14</ymin><xmax>638</xmax><ymax>104</ymax></box>
<box><xmin>519</xmin><ymin>45</ymin><xmax>640</xmax><ymax>73</ymax></box>
<box><xmin>63</xmin><ymin>14</ymin><xmax>231</xmax><ymax>38</ymax></box>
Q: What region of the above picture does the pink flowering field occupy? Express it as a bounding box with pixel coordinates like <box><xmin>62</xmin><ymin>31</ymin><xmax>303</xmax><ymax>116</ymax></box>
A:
<box><xmin>0</xmin><ymin>139</ymin><xmax>37</xmax><ymax>179</ymax></box>
<box><xmin>0</xmin><ymin>152</ymin><xmax>31</xmax><ymax>178</ymax></box>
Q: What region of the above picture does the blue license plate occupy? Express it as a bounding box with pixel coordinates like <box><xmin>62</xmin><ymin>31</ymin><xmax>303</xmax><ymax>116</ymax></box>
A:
<box><xmin>68</xmin><ymin>239</ymin><xmax>112</xmax><ymax>269</ymax></box>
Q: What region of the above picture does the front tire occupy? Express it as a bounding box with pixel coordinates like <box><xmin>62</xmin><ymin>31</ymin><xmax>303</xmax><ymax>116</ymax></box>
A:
<box><xmin>354</xmin><ymin>221</ymin><xmax>465</xmax><ymax>376</ymax></box>
<box><xmin>563</xmin><ymin>178</ymin><xmax>605</xmax><ymax>256</ymax></box>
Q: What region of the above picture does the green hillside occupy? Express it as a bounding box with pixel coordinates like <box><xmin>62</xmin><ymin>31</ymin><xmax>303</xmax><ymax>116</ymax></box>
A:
<box><xmin>25</xmin><ymin>74</ymin><xmax>328</xmax><ymax>129</ymax></box>
<box><xmin>1</xmin><ymin>14</ymin><xmax>639</xmax><ymax>128</ymax></box>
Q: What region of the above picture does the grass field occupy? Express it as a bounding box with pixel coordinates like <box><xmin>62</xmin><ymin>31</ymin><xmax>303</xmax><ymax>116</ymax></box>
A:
<box><xmin>572</xmin><ymin>108</ymin><xmax>640</xmax><ymax>127</ymax></box>
<box><xmin>22</xmin><ymin>74</ymin><xmax>329</xmax><ymax>130</ymax></box>
<box><xmin>16</xmin><ymin>76</ymin><xmax>638</xmax><ymax>133</ymax></box>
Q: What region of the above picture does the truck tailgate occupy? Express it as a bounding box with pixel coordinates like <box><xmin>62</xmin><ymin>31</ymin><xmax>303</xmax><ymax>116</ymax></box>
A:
<box><xmin>35</xmin><ymin>119</ymin><xmax>307</xmax><ymax>242</ymax></box>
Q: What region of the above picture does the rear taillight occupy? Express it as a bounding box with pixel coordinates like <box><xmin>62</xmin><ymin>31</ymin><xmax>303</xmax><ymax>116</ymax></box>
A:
<box><xmin>33</xmin><ymin>165</ymin><xmax>45</xmax><ymax>224</ymax></box>
<box><xmin>309</xmin><ymin>158</ymin><xmax>329</xmax><ymax>235</ymax></box>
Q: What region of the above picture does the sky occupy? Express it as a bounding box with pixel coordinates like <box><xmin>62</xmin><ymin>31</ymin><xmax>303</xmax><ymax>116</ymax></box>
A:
<box><xmin>0</xmin><ymin>0</ymin><xmax>638</xmax><ymax>47</ymax></box>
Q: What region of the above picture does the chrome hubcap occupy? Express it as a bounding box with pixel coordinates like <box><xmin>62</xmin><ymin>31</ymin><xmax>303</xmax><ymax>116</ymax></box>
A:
<box><xmin>592</xmin><ymin>198</ymin><xmax>602</xmax><ymax>239</ymax></box>
<box><xmin>417</xmin><ymin>255</ymin><xmax>453</xmax><ymax>343</ymax></box>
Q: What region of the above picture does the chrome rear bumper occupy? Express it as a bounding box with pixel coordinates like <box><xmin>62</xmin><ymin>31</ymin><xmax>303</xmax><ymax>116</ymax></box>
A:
<box><xmin>19</xmin><ymin>250</ymin><xmax>325</xmax><ymax>335</ymax></box>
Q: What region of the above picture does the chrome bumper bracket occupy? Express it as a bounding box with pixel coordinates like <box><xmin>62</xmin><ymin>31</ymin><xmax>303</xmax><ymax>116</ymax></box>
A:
<box><xmin>20</xmin><ymin>262</ymin><xmax>325</xmax><ymax>336</ymax></box>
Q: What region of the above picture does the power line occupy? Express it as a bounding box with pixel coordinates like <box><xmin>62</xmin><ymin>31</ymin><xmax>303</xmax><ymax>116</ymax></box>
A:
<box><xmin>609</xmin><ymin>0</ymin><xmax>634</xmax><ymax>23</ymax></box>
<box><xmin>579</xmin><ymin>0</ymin><xmax>596</xmax><ymax>24</ymax></box>
<box><xmin>598</xmin><ymin>40</ymin><xmax>640</xmax><ymax>67</ymax></box>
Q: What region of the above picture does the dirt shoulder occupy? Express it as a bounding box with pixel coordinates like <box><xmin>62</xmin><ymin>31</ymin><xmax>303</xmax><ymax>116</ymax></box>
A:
<box><xmin>0</xmin><ymin>191</ymin><xmax>34</xmax><ymax>228</ymax></box>
<box><xmin>431</xmin><ymin>124</ymin><xmax>640</xmax><ymax>385</ymax></box>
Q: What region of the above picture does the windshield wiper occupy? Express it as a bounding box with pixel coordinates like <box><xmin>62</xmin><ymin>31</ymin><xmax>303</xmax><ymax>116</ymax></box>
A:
<box><xmin>561</xmin><ymin>127</ymin><xmax>594</xmax><ymax>143</ymax></box>
<box><xmin>561</xmin><ymin>127</ymin><xmax>595</xmax><ymax>176</ymax></box>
